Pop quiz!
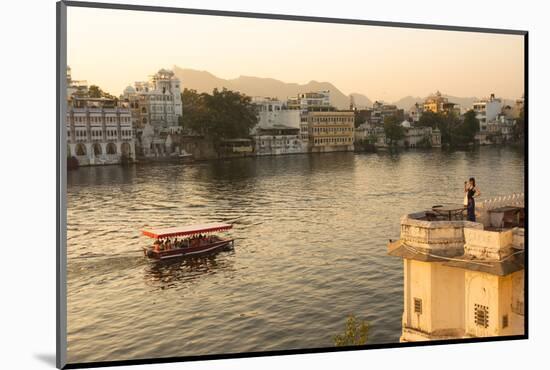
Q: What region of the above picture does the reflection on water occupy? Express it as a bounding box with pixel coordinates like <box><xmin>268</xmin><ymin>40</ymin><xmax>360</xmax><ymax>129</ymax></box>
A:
<box><xmin>66</xmin><ymin>147</ymin><xmax>524</xmax><ymax>363</ymax></box>
<box><xmin>143</xmin><ymin>251</ymin><xmax>237</xmax><ymax>291</ymax></box>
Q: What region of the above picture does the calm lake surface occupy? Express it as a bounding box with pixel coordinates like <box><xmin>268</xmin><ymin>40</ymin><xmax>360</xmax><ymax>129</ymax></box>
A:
<box><xmin>66</xmin><ymin>146</ymin><xmax>525</xmax><ymax>363</ymax></box>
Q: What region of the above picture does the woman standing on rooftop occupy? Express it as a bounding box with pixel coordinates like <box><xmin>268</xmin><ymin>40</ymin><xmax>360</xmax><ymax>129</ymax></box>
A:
<box><xmin>464</xmin><ymin>177</ymin><xmax>481</xmax><ymax>221</ymax></box>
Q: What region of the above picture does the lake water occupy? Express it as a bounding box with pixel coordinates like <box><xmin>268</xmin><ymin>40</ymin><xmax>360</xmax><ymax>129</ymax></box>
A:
<box><xmin>66</xmin><ymin>146</ymin><xmax>525</xmax><ymax>363</ymax></box>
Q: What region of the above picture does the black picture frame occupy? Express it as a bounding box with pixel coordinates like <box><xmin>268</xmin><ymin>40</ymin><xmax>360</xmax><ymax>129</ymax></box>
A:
<box><xmin>56</xmin><ymin>1</ymin><xmax>529</xmax><ymax>368</ymax></box>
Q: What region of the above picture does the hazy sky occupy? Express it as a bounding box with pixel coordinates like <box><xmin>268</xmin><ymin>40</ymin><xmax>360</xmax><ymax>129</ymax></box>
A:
<box><xmin>67</xmin><ymin>7</ymin><xmax>524</xmax><ymax>102</ymax></box>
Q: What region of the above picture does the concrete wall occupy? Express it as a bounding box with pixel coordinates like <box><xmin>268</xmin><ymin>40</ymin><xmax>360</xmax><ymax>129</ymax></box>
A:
<box><xmin>464</xmin><ymin>228</ymin><xmax>514</xmax><ymax>260</ymax></box>
<box><xmin>402</xmin><ymin>260</ymin><xmax>465</xmax><ymax>340</ymax></box>
<box><xmin>464</xmin><ymin>270</ymin><xmax>524</xmax><ymax>337</ymax></box>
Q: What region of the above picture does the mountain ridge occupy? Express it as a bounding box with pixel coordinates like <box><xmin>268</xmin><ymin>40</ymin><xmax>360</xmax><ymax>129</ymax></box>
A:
<box><xmin>173</xmin><ymin>66</ymin><xmax>516</xmax><ymax>111</ymax></box>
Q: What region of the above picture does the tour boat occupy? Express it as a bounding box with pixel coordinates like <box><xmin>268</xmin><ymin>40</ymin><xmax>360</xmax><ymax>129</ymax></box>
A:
<box><xmin>141</xmin><ymin>222</ymin><xmax>234</xmax><ymax>260</ymax></box>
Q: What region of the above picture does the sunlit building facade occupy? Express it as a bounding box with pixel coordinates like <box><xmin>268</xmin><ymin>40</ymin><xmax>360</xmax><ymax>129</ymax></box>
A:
<box><xmin>423</xmin><ymin>91</ymin><xmax>459</xmax><ymax>115</ymax></box>
<box><xmin>121</xmin><ymin>69</ymin><xmax>183</xmax><ymax>157</ymax></box>
<box><xmin>66</xmin><ymin>98</ymin><xmax>135</xmax><ymax>166</ymax></box>
<box><xmin>305</xmin><ymin>111</ymin><xmax>355</xmax><ymax>152</ymax></box>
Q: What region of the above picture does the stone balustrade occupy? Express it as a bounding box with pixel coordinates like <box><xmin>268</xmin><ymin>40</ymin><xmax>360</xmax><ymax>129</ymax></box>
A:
<box><xmin>476</xmin><ymin>193</ymin><xmax>524</xmax><ymax>226</ymax></box>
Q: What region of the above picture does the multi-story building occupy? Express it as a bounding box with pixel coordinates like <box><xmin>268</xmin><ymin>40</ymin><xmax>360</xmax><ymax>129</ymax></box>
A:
<box><xmin>253</xmin><ymin>125</ymin><xmax>305</xmax><ymax>156</ymax></box>
<box><xmin>287</xmin><ymin>90</ymin><xmax>332</xmax><ymax>112</ymax></box>
<box><xmin>251</xmin><ymin>97</ymin><xmax>301</xmax><ymax>131</ymax></box>
<box><xmin>250</xmin><ymin>97</ymin><xmax>306</xmax><ymax>156</ymax></box>
<box><xmin>400</xmin><ymin>121</ymin><xmax>441</xmax><ymax>148</ymax></box>
<box><xmin>423</xmin><ymin>91</ymin><xmax>459</xmax><ymax>115</ymax></box>
<box><xmin>473</xmin><ymin>93</ymin><xmax>503</xmax><ymax>131</ymax></box>
<box><xmin>354</xmin><ymin>122</ymin><xmax>386</xmax><ymax>148</ymax></box>
<box><xmin>388</xmin><ymin>194</ymin><xmax>525</xmax><ymax>341</ymax></box>
<box><xmin>370</xmin><ymin>101</ymin><xmax>404</xmax><ymax>125</ymax></box>
<box><xmin>121</xmin><ymin>69</ymin><xmax>183</xmax><ymax>157</ymax></box>
<box><xmin>305</xmin><ymin>111</ymin><xmax>355</xmax><ymax>152</ymax></box>
<box><xmin>66</xmin><ymin>97</ymin><xmax>135</xmax><ymax>166</ymax></box>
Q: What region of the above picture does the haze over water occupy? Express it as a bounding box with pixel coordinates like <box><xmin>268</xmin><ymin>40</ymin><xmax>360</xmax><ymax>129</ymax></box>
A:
<box><xmin>66</xmin><ymin>147</ymin><xmax>524</xmax><ymax>363</ymax></box>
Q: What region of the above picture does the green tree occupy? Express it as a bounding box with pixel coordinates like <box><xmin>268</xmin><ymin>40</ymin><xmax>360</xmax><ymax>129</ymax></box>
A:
<box><xmin>418</xmin><ymin>110</ymin><xmax>463</xmax><ymax>146</ymax></box>
<box><xmin>453</xmin><ymin>110</ymin><xmax>479</xmax><ymax>145</ymax></box>
<box><xmin>383</xmin><ymin>115</ymin><xmax>404</xmax><ymax>146</ymax></box>
<box><xmin>180</xmin><ymin>88</ymin><xmax>258</xmax><ymax>142</ymax></box>
<box><xmin>333</xmin><ymin>314</ymin><xmax>369</xmax><ymax>347</ymax></box>
<box><xmin>88</xmin><ymin>85</ymin><xmax>102</xmax><ymax>98</ymax></box>
<box><xmin>180</xmin><ymin>88</ymin><xmax>209</xmax><ymax>134</ymax></box>
<box><xmin>88</xmin><ymin>84</ymin><xmax>117</xmax><ymax>101</ymax></box>
<box><xmin>417</xmin><ymin>110</ymin><xmax>442</xmax><ymax>129</ymax></box>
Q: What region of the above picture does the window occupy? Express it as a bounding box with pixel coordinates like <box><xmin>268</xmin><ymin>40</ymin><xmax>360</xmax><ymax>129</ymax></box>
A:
<box><xmin>502</xmin><ymin>314</ymin><xmax>509</xmax><ymax>329</ymax></box>
<box><xmin>474</xmin><ymin>304</ymin><xmax>489</xmax><ymax>328</ymax></box>
<box><xmin>414</xmin><ymin>298</ymin><xmax>422</xmax><ymax>314</ymax></box>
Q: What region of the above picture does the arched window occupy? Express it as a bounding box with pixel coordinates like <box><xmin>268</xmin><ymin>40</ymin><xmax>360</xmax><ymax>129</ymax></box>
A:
<box><xmin>106</xmin><ymin>143</ymin><xmax>117</xmax><ymax>155</ymax></box>
<box><xmin>76</xmin><ymin>143</ymin><xmax>86</xmax><ymax>156</ymax></box>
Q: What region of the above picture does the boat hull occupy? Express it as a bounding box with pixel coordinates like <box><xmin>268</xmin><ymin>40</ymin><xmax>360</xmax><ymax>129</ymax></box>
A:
<box><xmin>143</xmin><ymin>239</ymin><xmax>234</xmax><ymax>260</ymax></box>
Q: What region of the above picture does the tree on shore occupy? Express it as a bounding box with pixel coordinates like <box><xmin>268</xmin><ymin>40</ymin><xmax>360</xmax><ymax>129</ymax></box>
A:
<box><xmin>88</xmin><ymin>85</ymin><xmax>117</xmax><ymax>100</ymax></box>
<box><xmin>180</xmin><ymin>88</ymin><xmax>257</xmax><ymax>142</ymax></box>
<box><xmin>452</xmin><ymin>110</ymin><xmax>480</xmax><ymax>145</ymax></box>
<box><xmin>383</xmin><ymin>115</ymin><xmax>404</xmax><ymax>146</ymax></box>
<box><xmin>333</xmin><ymin>314</ymin><xmax>369</xmax><ymax>346</ymax></box>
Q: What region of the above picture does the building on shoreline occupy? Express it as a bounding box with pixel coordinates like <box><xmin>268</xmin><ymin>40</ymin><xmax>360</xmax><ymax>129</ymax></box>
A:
<box><xmin>370</xmin><ymin>101</ymin><xmax>404</xmax><ymax>125</ymax></box>
<box><xmin>121</xmin><ymin>69</ymin><xmax>183</xmax><ymax>158</ymax></box>
<box><xmin>400</xmin><ymin>121</ymin><xmax>442</xmax><ymax>148</ymax></box>
<box><xmin>250</xmin><ymin>97</ymin><xmax>306</xmax><ymax>156</ymax></box>
<box><xmin>423</xmin><ymin>91</ymin><xmax>460</xmax><ymax>116</ymax></box>
<box><xmin>253</xmin><ymin>125</ymin><xmax>305</xmax><ymax>156</ymax></box>
<box><xmin>354</xmin><ymin>122</ymin><xmax>386</xmax><ymax>148</ymax></box>
<box><xmin>473</xmin><ymin>93</ymin><xmax>503</xmax><ymax>131</ymax></box>
<box><xmin>304</xmin><ymin>111</ymin><xmax>355</xmax><ymax>152</ymax></box>
<box><xmin>66</xmin><ymin>97</ymin><xmax>135</xmax><ymax>166</ymax></box>
<box><xmin>388</xmin><ymin>194</ymin><xmax>525</xmax><ymax>341</ymax></box>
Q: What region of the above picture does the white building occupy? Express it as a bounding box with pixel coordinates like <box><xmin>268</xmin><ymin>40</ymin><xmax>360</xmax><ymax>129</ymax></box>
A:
<box><xmin>251</xmin><ymin>97</ymin><xmax>301</xmax><ymax>132</ymax></box>
<box><xmin>251</xmin><ymin>97</ymin><xmax>306</xmax><ymax>156</ymax></box>
<box><xmin>400</xmin><ymin>121</ymin><xmax>442</xmax><ymax>148</ymax></box>
<box><xmin>253</xmin><ymin>125</ymin><xmax>305</xmax><ymax>156</ymax></box>
<box><xmin>122</xmin><ymin>69</ymin><xmax>183</xmax><ymax>157</ymax></box>
<box><xmin>473</xmin><ymin>93</ymin><xmax>503</xmax><ymax>131</ymax></box>
<box><xmin>66</xmin><ymin>98</ymin><xmax>135</xmax><ymax>166</ymax></box>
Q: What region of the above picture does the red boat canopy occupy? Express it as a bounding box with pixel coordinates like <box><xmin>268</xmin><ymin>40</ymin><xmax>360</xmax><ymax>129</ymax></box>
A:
<box><xmin>141</xmin><ymin>223</ymin><xmax>233</xmax><ymax>239</ymax></box>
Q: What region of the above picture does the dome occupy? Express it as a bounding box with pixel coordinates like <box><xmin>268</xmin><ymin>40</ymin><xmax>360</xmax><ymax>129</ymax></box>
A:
<box><xmin>401</xmin><ymin>120</ymin><xmax>411</xmax><ymax>128</ymax></box>
<box><xmin>124</xmin><ymin>85</ymin><xmax>136</xmax><ymax>94</ymax></box>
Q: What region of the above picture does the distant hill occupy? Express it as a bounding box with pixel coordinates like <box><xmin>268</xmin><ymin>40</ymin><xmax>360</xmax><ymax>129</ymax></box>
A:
<box><xmin>350</xmin><ymin>93</ymin><xmax>373</xmax><ymax>109</ymax></box>
<box><xmin>173</xmin><ymin>67</ymin><xmax>515</xmax><ymax>112</ymax></box>
<box><xmin>393</xmin><ymin>96</ymin><xmax>424</xmax><ymax>110</ymax></box>
<box><xmin>173</xmin><ymin>66</ymin><xmax>361</xmax><ymax>110</ymax></box>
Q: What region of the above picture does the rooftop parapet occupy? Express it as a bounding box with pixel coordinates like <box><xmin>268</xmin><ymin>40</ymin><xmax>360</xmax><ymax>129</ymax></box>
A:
<box><xmin>463</xmin><ymin>227</ymin><xmax>521</xmax><ymax>260</ymax></box>
<box><xmin>394</xmin><ymin>211</ymin><xmax>483</xmax><ymax>258</ymax></box>
<box><xmin>389</xmin><ymin>197</ymin><xmax>525</xmax><ymax>275</ymax></box>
